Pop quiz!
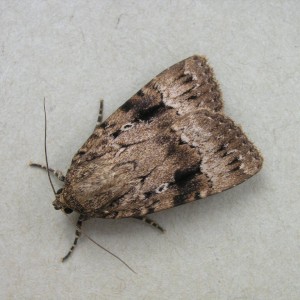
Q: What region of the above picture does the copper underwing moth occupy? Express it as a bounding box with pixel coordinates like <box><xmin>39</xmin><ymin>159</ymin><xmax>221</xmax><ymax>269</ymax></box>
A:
<box><xmin>31</xmin><ymin>55</ymin><xmax>263</xmax><ymax>266</ymax></box>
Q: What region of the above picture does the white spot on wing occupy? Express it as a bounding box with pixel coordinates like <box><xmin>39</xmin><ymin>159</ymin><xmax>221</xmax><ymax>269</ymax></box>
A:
<box><xmin>155</xmin><ymin>183</ymin><xmax>169</xmax><ymax>194</ymax></box>
<box><xmin>181</xmin><ymin>133</ymin><xmax>190</xmax><ymax>143</ymax></box>
<box><xmin>121</xmin><ymin>123</ymin><xmax>134</xmax><ymax>131</ymax></box>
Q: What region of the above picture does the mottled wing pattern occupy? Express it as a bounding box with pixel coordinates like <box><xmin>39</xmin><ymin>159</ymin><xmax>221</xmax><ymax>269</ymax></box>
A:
<box><xmin>97</xmin><ymin>110</ymin><xmax>262</xmax><ymax>218</ymax></box>
<box><xmin>63</xmin><ymin>56</ymin><xmax>263</xmax><ymax>218</ymax></box>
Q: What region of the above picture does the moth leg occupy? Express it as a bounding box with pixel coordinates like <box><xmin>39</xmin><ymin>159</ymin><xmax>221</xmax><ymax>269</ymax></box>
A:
<box><xmin>62</xmin><ymin>215</ymin><xmax>84</xmax><ymax>262</ymax></box>
<box><xmin>135</xmin><ymin>216</ymin><xmax>165</xmax><ymax>233</ymax></box>
<box><xmin>95</xmin><ymin>99</ymin><xmax>104</xmax><ymax>128</ymax></box>
<box><xmin>29</xmin><ymin>162</ymin><xmax>65</xmax><ymax>182</ymax></box>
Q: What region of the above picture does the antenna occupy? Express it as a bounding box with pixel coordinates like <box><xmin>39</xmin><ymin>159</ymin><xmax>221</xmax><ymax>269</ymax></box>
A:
<box><xmin>83</xmin><ymin>230</ymin><xmax>136</xmax><ymax>274</ymax></box>
<box><xmin>43</xmin><ymin>98</ymin><xmax>56</xmax><ymax>196</ymax></box>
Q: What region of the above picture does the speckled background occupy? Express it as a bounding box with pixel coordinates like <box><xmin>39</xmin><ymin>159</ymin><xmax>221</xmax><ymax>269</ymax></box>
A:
<box><xmin>1</xmin><ymin>1</ymin><xmax>299</xmax><ymax>299</ymax></box>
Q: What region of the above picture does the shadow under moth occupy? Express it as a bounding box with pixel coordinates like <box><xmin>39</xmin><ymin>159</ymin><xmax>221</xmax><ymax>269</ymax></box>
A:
<box><xmin>31</xmin><ymin>55</ymin><xmax>263</xmax><ymax>270</ymax></box>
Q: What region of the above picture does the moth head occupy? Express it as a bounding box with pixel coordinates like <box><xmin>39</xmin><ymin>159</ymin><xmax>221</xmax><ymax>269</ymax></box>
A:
<box><xmin>52</xmin><ymin>188</ymin><xmax>73</xmax><ymax>214</ymax></box>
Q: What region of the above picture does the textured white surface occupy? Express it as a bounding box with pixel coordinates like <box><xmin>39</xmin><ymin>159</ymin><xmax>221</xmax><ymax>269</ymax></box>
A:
<box><xmin>1</xmin><ymin>1</ymin><xmax>299</xmax><ymax>299</ymax></box>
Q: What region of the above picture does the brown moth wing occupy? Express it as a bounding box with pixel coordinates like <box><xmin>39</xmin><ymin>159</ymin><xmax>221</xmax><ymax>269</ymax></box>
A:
<box><xmin>61</xmin><ymin>56</ymin><xmax>262</xmax><ymax>218</ymax></box>
<box><xmin>106</xmin><ymin>54</ymin><xmax>223</xmax><ymax>128</ymax></box>
<box><xmin>70</xmin><ymin>55</ymin><xmax>223</xmax><ymax>162</ymax></box>
<box><xmin>62</xmin><ymin>110</ymin><xmax>263</xmax><ymax>218</ymax></box>
<box><xmin>92</xmin><ymin>109</ymin><xmax>263</xmax><ymax>219</ymax></box>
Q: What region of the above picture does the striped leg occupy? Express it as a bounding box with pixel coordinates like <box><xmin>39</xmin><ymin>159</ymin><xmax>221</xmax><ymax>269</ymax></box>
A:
<box><xmin>96</xmin><ymin>99</ymin><xmax>104</xmax><ymax>128</ymax></box>
<box><xmin>62</xmin><ymin>215</ymin><xmax>84</xmax><ymax>262</ymax></box>
<box><xmin>29</xmin><ymin>162</ymin><xmax>65</xmax><ymax>182</ymax></box>
<box><xmin>135</xmin><ymin>216</ymin><xmax>165</xmax><ymax>233</ymax></box>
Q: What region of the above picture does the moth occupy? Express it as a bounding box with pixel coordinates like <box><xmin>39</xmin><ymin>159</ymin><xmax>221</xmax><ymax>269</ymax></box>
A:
<box><xmin>31</xmin><ymin>55</ymin><xmax>263</xmax><ymax>264</ymax></box>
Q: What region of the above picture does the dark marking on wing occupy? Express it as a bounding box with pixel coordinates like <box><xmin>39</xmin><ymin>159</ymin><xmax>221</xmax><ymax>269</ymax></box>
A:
<box><xmin>99</xmin><ymin>121</ymin><xmax>109</xmax><ymax>129</ymax></box>
<box><xmin>135</xmin><ymin>96</ymin><xmax>155</xmax><ymax>112</ymax></box>
<box><xmin>119</xmin><ymin>91</ymin><xmax>152</xmax><ymax>112</ymax></box>
<box><xmin>173</xmin><ymin>176</ymin><xmax>202</xmax><ymax>206</ymax></box>
<box><xmin>137</xmin><ymin>89</ymin><xmax>145</xmax><ymax>97</ymax></box>
<box><xmin>173</xmin><ymin>194</ymin><xmax>187</xmax><ymax>206</ymax></box>
<box><xmin>230</xmin><ymin>166</ymin><xmax>240</xmax><ymax>172</ymax></box>
<box><xmin>78</xmin><ymin>149</ymin><xmax>87</xmax><ymax>155</ymax></box>
<box><xmin>167</xmin><ymin>142</ymin><xmax>178</xmax><ymax>156</ymax></box>
<box><xmin>176</xmin><ymin>72</ymin><xmax>187</xmax><ymax>81</ymax></box>
<box><xmin>112</xmin><ymin>129</ymin><xmax>122</xmax><ymax>138</ymax></box>
<box><xmin>228</xmin><ymin>157</ymin><xmax>240</xmax><ymax>165</ymax></box>
<box><xmin>144</xmin><ymin>191</ymin><xmax>154</xmax><ymax>199</ymax></box>
<box><xmin>137</xmin><ymin>101</ymin><xmax>166</xmax><ymax>122</ymax></box>
<box><xmin>120</xmin><ymin>99</ymin><xmax>135</xmax><ymax>112</ymax></box>
<box><xmin>181</xmin><ymin>74</ymin><xmax>193</xmax><ymax>84</ymax></box>
<box><xmin>195</xmin><ymin>192</ymin><xmax>201</xmax><ymax>200</ymax></box>
<box><xmin>216</xmin><ymin>144</ymin><xmax>227</xmax><ymax>152</ymax></box>
<box><xmin>174</xmin><ymin>164</ymin><xmax>201</xmax><ymax>186</ymax></box>
<box><xmin>172</xmin><ymin>164</ymin><xmax>203</xmax><ymax>206</ymax></box>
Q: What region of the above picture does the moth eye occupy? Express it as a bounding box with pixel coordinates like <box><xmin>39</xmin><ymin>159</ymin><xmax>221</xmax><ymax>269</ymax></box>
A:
<box><xmin>63</xmin><ymin>208</ymin><xmax>73</xmax><ymax>214</ymax></box>
<box><xmin>155</xmin><ymin>183</ymin><xmax>169</xmax><ymax>194</ymax></box>
<box><xmin>121</xmin><ymin>123</ymin><xmax>134</xmax><ymax>131</ymax></box>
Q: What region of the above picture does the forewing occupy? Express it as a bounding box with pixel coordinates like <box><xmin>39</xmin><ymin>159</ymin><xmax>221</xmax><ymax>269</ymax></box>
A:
<box><xmin>97</xmin><ymin>110</ymin><xmax>263</xmax><ymax>219</ymax></box>
<box><xmin>69</xmin><ymin>55</ymin><xmax>223</xmax><ymax>164</ymax></box>
<box><xmin>63</xmin><ymin>56</ymin><xmax>262</xmax><ymax>218</ymax></box>
<box><xmin>97</xmin><ymin>55</ymin><xmax>223</xmax><ymax>136</ymax></box>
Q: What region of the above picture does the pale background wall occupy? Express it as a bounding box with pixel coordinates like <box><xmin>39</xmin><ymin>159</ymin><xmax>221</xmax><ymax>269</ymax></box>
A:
<box><xmin>0</xmin><ymin>1</ymin><xmax>299</xmax><ymax>299</ymax></box>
